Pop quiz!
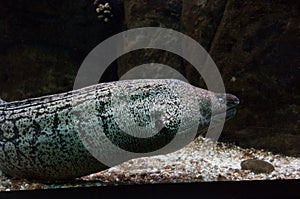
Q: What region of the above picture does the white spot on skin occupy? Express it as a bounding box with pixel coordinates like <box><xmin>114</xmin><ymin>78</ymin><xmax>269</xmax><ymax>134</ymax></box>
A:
<box><xmin>0</xmin><ymin>115</ymin><xmax>4</xmax><ymax>122</ymax></box>
<box><xmin>39</xmin><ymin>108</ymin><xmax>45</xmax><ymax>114</ymax></box>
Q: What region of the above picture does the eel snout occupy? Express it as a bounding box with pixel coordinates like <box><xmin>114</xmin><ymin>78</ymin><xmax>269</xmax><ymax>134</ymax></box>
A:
<box><xmin>225</xmin><ymin>93</ymin><xmax>240</xmax><ymax>119</ymax></box>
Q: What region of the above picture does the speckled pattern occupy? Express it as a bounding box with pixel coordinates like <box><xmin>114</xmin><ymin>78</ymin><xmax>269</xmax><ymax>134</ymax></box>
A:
<box><xmin>0</xmin><ymin>79</ymin><xmax>239</xmax><ymax>181</ymax></box>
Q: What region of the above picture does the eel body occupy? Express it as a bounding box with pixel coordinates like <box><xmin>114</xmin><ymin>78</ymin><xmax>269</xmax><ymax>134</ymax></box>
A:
<box><xmin>0</xmin><ymin>79</ymin><xmax>239</xmax><ymax>181</ymax></box>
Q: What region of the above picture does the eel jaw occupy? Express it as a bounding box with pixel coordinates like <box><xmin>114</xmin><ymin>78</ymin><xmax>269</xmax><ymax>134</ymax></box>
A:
<box><xmin>225</xmin><ymin>93</ymin><xmax>240</xmax><ymax>120</ymax></box>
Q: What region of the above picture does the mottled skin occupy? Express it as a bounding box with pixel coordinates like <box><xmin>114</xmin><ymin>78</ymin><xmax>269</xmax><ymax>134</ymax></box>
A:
<box><xmin>0</xmin><ymin>79</ymin><xmax>239</xmax><ymax>181</ymax></box>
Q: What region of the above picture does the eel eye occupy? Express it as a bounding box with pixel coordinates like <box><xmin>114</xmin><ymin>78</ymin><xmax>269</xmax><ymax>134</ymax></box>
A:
<box><xmin>218</xmin><ymin>97</ymin><xmax>225</xmax><ymax>104</ymax></box>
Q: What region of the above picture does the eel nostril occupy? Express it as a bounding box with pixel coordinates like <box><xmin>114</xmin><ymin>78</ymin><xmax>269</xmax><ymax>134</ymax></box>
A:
<box><xmin>233</xmin><ymin>97</ymin><xmax>240</xmax><ymax>105</ymax></box>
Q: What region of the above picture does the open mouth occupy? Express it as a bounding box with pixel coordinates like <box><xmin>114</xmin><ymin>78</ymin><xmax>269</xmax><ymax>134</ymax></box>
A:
<box><xmin>226</xmin><ymin>106</ymin><xmax>237</xmax><ymax>120</ymax></box>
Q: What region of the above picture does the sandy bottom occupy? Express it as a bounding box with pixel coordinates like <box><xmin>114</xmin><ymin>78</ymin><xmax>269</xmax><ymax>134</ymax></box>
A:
<box><xmin>0</xmin><ymin>136</ymin><xmax>299</xmax><ymax>191</ymax></box>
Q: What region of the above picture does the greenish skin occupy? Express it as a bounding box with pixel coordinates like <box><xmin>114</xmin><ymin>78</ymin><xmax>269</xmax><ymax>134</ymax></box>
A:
<box><xmin>0</xmin><ymin>79</ymin><xmax>239</xmax><ymax>181</ymax></box>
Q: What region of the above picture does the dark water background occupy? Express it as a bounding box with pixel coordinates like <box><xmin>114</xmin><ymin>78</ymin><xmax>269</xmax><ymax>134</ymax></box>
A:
<box><xmin>0</xmin><ymin>0</ymin><xmax>299</xmax><ymax>157</ymax></box>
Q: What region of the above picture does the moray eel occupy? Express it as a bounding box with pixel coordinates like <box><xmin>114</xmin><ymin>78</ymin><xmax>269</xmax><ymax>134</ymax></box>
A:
<box><xmin>0</xmin><ymin>79</ymin><xmax>239</xmax><ymax>181</ymax></box>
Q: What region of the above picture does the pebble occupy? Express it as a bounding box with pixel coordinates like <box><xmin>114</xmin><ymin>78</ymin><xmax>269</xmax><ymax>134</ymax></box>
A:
<box><xmin>241</xmin><ymin>159</ymin><xmax>275</xmax><ymax>174</ymax></box>
<box><xmin>1</xmin><ymin>180</ymin><xmax>11</xmax><ymax>187</ymax></box>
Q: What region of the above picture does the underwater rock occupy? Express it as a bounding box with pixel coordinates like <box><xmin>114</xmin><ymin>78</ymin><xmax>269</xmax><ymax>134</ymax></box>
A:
<box><xmin>208</xmin><ymin>1</ymin><xmax>299</xmax><ymax>157</ymax></box>
<box><xmin>241</xmin><ymin>159</ymin><xmax>275</xmax><ymax>174</ymax></box>
<box><xmin>118</xmin><ymin>0</ymin><xmax>183</xmax><ymax>78</ymax></box>
<box><xmin>181</xmin><ymin>0</ymin><xmax>227</xmax><ymax>86</ymax></box>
